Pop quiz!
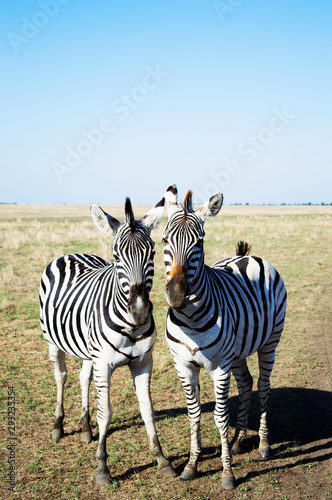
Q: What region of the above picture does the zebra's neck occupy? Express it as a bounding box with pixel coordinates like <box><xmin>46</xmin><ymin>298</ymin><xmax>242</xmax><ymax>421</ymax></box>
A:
<box><xmin>172</xmin><ymin>257</ymin><xmax>217</xmax><ymax>325</ymax></box>
<box><xmin>189</xmin><ymin>249</ymin><xmax>210</xmax><ymax>297</ymax></box>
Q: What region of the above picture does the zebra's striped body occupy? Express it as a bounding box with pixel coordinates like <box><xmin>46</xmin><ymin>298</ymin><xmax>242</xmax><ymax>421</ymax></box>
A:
<box><xmin>39</xmin><ymin>199</ymin><xmax>175</xmax><ymax>485</ymax></box>
<box><xmin>163</xmin><ymin>185</ymin><xmax>287</xmax><ymax>490</ymax></box>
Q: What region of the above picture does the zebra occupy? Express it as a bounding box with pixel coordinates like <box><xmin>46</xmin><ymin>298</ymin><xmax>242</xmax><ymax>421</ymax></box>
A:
<box><xmin>162</xmin><ymin>185</ymin><xmax>287</xmax><ymax>490</ymax></box>
<box><xmin>39</xmin><ymin>197</ymin><xmax>176</xmax><ymax>485</ymax></box>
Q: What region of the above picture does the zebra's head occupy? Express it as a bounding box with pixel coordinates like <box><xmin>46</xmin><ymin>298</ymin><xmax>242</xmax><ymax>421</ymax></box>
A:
<box><xmin>163</xmin><ymin>184</ymin><xmax>223</xmax><ymax>309</ymax></box>
<box><xmin>91</xmin><ymin>197</ymin><xmax>165</xmax><ymax>326</ymax></box>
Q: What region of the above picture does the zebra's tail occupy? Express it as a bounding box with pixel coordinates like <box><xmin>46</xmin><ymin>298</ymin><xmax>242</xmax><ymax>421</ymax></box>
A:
<box><xmin>236</xmin><ymin>240</ymin><xmax>252</xmax><ymax>256</ymax></box>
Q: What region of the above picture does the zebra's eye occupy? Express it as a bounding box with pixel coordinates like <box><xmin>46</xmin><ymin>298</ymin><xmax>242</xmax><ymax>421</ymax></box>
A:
<box><xmin>113</xmin><ymin>255</ymin><xmax>120</xmax><ymax>263</ymax></box>
<box><xmin>196</xmin><ymin>237</ymin><xmax>203</xmax><ymax>247</ymax></box>
<box><xmin>162</xmin><ymin>237</ymin><xmax>168</xmax><ymax>245</ymax></box>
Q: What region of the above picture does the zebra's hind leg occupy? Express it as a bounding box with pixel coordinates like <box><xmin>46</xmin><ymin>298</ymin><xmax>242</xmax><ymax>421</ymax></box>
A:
<box><xmin>49</xmin><ymin>344</ymin><xmax>67</xmax><ymax>441</ymax></box>
<box><xmin>257</xmin><ymin>338</ymin><xmax>279</xmax><ymax>460</ymax></box>
<box><xmin>80</xmin><ymin>359</ymin><xmax>93</xmax><ymax>444</ymax></box>
<box><xmin>213</xmin><ymin>366</ymin><xmax>235</xmax><ymax>490</ymax></box>
<box><xmin>129</xmin><ymin>358</ymin><xmax>177</xmax><ymax>478</ymax></box>
<box><xmin>231</xmin><ymin>358</ymin><xmax>253</xmax><ymax>455</ymax></box>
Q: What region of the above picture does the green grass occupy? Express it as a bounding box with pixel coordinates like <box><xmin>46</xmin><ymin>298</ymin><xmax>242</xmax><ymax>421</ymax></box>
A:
<box><xmin>1</xmin><ymin>204</ymin><xmax>331</xmax><ymax>499</ymax></box>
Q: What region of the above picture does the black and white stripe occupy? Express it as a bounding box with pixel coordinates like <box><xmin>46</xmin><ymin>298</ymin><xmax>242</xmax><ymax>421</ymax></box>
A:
<box><xmin>39</xmin><ymin>198</ymin><xmax>176</xmax><ymax>485</ymax></box>
<box><xmin>163</xmin><ymin>185</ymin><xmax>287</xmax><ymax>490</ymax></box>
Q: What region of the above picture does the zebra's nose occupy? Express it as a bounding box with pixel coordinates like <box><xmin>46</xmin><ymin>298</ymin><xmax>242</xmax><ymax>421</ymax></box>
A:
<box><xmin>128</xmin><ymin>283</ymin><xmax>151</xmax><ymax>326</ymax></box>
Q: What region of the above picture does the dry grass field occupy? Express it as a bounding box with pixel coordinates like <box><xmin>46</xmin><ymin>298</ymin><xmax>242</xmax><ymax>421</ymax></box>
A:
<box><xmin>1</xmin><ymin>203</ymin><xmax>331</xmax><ymax>499</ymax></box>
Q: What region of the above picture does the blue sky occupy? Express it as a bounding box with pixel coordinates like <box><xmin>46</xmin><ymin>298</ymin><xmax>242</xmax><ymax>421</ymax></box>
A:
<box><xmin>1</xmin><ymin>0</ymin><xmax>331</xmax><ymax>205</ymax></box>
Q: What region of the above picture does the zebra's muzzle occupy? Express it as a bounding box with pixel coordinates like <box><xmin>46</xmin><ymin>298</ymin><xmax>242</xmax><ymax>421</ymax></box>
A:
<box><xmin>164</xmin><ymin>271</ymin><xmax>189</xmax><ymax>309</ymax></box>
<box><xmin>127</xmin><ymin>283</ymin><xmax>151</xmax><ymax>326</ymax></box>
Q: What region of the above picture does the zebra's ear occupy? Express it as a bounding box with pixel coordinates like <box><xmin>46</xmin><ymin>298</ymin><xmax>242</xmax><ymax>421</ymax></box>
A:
<box><xmin>140</xmin><ymin>197</ymin><xmax>165</xmax><ymax>233</ymax></box>
<box><xmin>195</xmin><ymin>193</ymin><xmax>223</xmax><ymax>221</ymax></box>
<box><xmin>165</xmin><ymin>184</ymin><xmax>178</xmax><ymax>204</ymax></box>
<box><xmin>164</xmin><ymin>184</ymin><xmax>179</xmax><ymax>218</ymax></box>
<box><xmin>90</xmin><ymin>204</ymin><xmax>122</xmax><ymax>236</ymax></box>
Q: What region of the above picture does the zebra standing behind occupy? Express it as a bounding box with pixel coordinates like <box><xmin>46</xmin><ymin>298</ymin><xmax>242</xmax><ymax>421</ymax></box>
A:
<box><xmin>162</xmin><ymin>185</ymin><xmax>287</xmax><ymax>490</ymax></box>
<box><xmin>39</xmin><ymin>198</ymin><xmax>176</xmax><ymax>485</ymax></box>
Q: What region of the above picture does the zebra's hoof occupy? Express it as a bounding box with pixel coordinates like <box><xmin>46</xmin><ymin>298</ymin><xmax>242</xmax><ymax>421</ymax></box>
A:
<box><xmin>160</xmin><ymin>465</ymin><xmax>177</xmax><ymax>478</ymax></box>
<box><xmin>222</xmin><ymin>474</ymin><xmax>235</xmax><ymax>490</ymax></box>
<box><xmin>81</xmin><ymin>431</ymin><xmax>92</xmax><ymax>444</ymax></box>
<box><xmin>180</xmin><ymin>467</ymin><xmax>196</xmax><ymax>482</ymax></box>
<box><xmin>231</xmin><ymin>442</ymin><xmax>242</xmax><ymax>455</ymax></box>
<box><xmin>258</xmin><ymin>446</ymin><xmax>270</xmax><ymax>460</ymax></box>
<box><xmin>96</xmin><ymin>472</ymin><xmax>110</xmax><ymax>486</ymax></box>
<box><xmin>52</xmin><ymin>428</ymin><xmax>64</xmax><ymax>441</ymax></box>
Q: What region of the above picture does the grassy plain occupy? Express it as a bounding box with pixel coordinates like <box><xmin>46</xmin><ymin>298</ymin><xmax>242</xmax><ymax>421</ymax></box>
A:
<box><xmin>0</xmin><ymin>203</ymin><xmax>331</xmax><ymax>499</ymax></box>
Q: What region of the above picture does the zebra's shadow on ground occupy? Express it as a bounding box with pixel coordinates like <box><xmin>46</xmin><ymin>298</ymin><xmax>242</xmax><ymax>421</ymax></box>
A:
<box><xmin>196</xmin><ymin>387</ymin><xmax>332</xmax><ymax>483</ymax></box>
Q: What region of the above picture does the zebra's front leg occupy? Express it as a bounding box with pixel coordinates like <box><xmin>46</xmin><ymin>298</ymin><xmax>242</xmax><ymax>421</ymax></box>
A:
<box><xmin>94</xmin><ymin>364</ymin><xmax>112</xmax><ymax>485</ymax></box>
<box><xmin>129</xmin><ymin>358</ymin><xmax>176</xmax><ymax>478</ymax></box>
<box><xmin>49</xmin><ymin>344</ymin><xmax>67</xmax><ymax>441</ymax></box>
<box><xmin>80</xmin><ymin>359</ymin><xmax>93</xmax><ymax>444</ymax></box>
<box><xmin>231</xmin><ymin>359</ymin><xmax>253</xmax><ymax>455</ymax></box>
<box><xmin>213</xmin><ymin>367</ymin><xmax>235</xmax><ymax>490</ymax></box>
<box><xmin>178</xmin><ymin>365</ymin><xmax>201</xmax><ymax>482</ymax></box>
